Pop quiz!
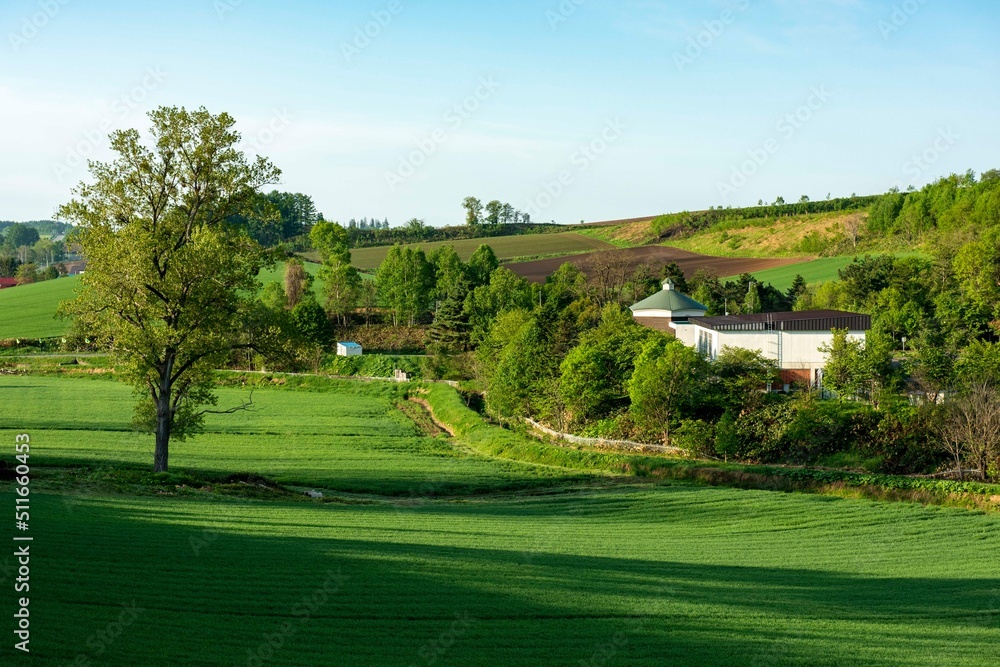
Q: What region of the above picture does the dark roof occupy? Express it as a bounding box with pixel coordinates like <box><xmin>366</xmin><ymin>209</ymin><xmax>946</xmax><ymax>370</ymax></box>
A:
<box><xmin>630</xmin><ymin>287</ymin><xmax>707</xmax><ymax>313</ymax></box>
<box><xmin>689</xmin><ymin>310</ymin><xmax>870</xmax><ymax>332</ymax></box>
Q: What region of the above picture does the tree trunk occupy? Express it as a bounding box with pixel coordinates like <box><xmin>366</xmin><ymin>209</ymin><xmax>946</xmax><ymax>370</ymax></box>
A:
<box><xmin>154</xmin><ymin>397</ymin><xmax>170</xmax><ymax>472</ymax></box>
<box><xmin>154</xmin><ymin>362</ymin><xmax>173</xmax><ymax>473</ymax></box>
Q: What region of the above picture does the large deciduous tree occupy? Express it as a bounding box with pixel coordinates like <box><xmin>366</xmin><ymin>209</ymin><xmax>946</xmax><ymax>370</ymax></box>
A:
<box><xmin>58</xmin><ymin>106</ymin><xmax>282</xmax><ymax>472</ymax></box>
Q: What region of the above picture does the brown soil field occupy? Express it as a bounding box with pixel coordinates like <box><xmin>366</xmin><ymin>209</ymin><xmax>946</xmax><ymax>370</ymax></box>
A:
<box><xmin>506</xmin><ymin>246</ymin><xmax>806</xmax><ymax>283</ymax></box>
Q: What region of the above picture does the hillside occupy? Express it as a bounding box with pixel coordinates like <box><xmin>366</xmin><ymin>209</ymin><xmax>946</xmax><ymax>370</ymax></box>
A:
<box><xmin>0</xmin><ymin>262</ymin><xmax>322</xmax><ymax>340</ymax></box>
<box><xmin>314</xmin><ymin>231</ymin><xmax>616</xmax><ymax>271</ymax></box>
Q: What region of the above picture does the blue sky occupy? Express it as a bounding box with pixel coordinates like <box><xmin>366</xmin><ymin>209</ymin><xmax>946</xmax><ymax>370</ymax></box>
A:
<box><xmin>1</xmin><ymin>0</ymin><xmax>997</xmax><ymax>225</ymax></box>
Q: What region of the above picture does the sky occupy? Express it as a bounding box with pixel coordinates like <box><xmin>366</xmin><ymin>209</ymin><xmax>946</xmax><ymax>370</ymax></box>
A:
<box><xmin>1</xmin><ymin>0</ymin><xmax>998</xmax><ymax>226</ymax></box>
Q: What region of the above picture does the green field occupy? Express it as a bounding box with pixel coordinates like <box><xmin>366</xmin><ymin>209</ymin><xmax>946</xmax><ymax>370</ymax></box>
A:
<box><xmin>341</xmin><ymin>232</ymin><xmax>615</xmax><ymax>270</ymax></box>
<box><xmin>0</xmin><ymin>276</ymin><xmax>78</xmax><ymax>339</ymax></box>
<box><xmin>725</xmin><ymin>252</ymin><xmax>930</xmax><ymax>292</ymax></box>
<box><xmin>0</xmin><ymin>262</ymin><xmax>321</xmax><ymax>341</ymax></box>
<box><xmin>1</xmin><ymin>374</ymin><xmax>998</xmax><ymax>666</ymax></box>
<box><xmin>723</xmin><ymin>256</ymin><xmax>858</xmax><ymax>291</ymax></box>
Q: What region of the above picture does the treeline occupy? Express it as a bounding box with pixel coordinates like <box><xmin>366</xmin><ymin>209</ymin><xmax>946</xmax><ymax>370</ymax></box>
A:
<box><xmin>228</xmin><ymin>191</ymin><xmax>323</xmax><ymax>249</ymax></box>
<box><xmin>866</xmin><ymin>170</ymin><xmax>1000</xmax><ymax>241</ymax></box>
<box><xmin>651</xmin><ymin>194</ymin><xmax>881</xmax><ymax>240</ymax></box>
<box><xmin>347</xmin><ymin>221</ymin><xmax>562</xmax><ymax>249</ymax></box>
<box><xmin>0</xmin><ymin>220</ymin><xmax>74</xmax><ymax>237</ymax></box>
<box><xmin>0</xmin><ymin>223</ymin><xmax>70</xmax><ymax>282</ymax></box>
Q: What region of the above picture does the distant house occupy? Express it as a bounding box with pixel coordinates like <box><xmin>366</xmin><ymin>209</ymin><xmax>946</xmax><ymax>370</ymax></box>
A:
<box><xmin>336</xmin><ymin>342</ymin><xmax>363</xmax><ymax>357</ymax></box>
<box><xmin>0</xmin><ymin>278</ymin><xmax>17</xmax><ymax>290</ymax></box>
<box><xmin>630</xmin><ymin>279</ymin><xmax>870</xmax><ymax>388</ymax></box>
<box><xmin>62</xmin><ymin>260</ymin><xmax>87</xmax><ymax>276</ymax></box>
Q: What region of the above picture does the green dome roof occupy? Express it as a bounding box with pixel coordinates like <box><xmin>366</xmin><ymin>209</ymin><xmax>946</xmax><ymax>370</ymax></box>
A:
<box><xmin>630</xmin><ymin>281</ymin><xmax>707</xmax><ymax>313</ymax></box>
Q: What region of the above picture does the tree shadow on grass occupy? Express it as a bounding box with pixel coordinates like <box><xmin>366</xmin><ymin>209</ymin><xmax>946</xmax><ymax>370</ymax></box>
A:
<box><xmin>17</xmin><ymin>492</ymin><xmax>1000</xmax><ymax>667</ymax></box>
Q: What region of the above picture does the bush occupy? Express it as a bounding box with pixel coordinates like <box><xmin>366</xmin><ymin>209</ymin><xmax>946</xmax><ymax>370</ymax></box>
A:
<box><xmin>673</xmin><ymin>419</ymin><xmax>715</xmax><ymax>456</ymax></box>
<box><xmin>323</xmin><ymin>353</ymin><xmax>421</xmax><ymax>379</ymax></box>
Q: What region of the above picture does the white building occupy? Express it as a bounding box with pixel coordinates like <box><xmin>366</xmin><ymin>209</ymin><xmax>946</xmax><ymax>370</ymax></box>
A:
<box><xmin>336</xmin><ymin>342</ymin><xmax>363</xmax><ymax>357</ymax></box>
<box><xmin>630</xmin><ymin>280</ymin><xmax>870</xmax><ymax>388</ymax></box>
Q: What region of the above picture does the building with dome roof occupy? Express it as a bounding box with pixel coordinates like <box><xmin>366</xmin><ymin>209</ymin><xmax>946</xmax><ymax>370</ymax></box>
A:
<box><xmin>630</xmin><ymin>279</ymin><xmax>870</xmax><ymax>389</ymax></box>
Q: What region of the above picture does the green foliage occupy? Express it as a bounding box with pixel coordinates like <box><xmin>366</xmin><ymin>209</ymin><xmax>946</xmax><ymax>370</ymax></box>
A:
<box><xmin>628</xmin><ymin>337</ymin><xmax>708</xmax><ymax>442</ymax></box>
<box><xmin>955</xmin><ymin>340</ymin><xmax>1000</xmax><ymax>388</ymax></box>
<box><xmin>56</xmin><ymin>106</ymin><xmax>284</xmax><ymax>471</ymax></box>
<box><xmin>821</xmin><ymin>329</ymin><xmax>898</xmax><ymax>407</ymax></box>
<box><xmin>426</xmin><ymin>282</ymin><xmax>471</xmax><ymax>352</ymax></box>
<box><xmin>466</xmin><ymin>243</ymin><xmax>500</xmax><ymax>287</ymax></box>
<box><xmin>375</xmin><ymin>245</ymin><xmax>434</xmax><ymax>326</ymax></box>
<box><xmin>477</xmin><ymin>310</ymin><xmax>556</xmax><ymax>420</ymax></box>
<box><xmin>324</xmin><ymin>353</ymin><xmax>420</xmax><ymax>379</ymax></box>
<box><xmin>464</xmin><ymin>266</ymin><xmax>532</xmax><ymax>344</ymax></box>
<box><xmin>954</xmin><ymin>226</ymin><xmax>1000</xmax><ymax>320</ymax></box>
<box><xmin>559</xmin><ymin>305</ymin><xmax>654</xmax><ymax>424</ymax></box>
<box><xmin>292</xmin><ymin>293</ymin><xmax>331</xmax><ymax>346</ymax></box>
<box><xmin>2</xmin><ymin>222</ymin><xmax>41</xmax><ymax>249</ymax></box>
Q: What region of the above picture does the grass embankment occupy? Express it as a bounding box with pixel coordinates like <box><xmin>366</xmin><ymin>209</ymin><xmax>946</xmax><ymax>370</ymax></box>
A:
<box><xmin>418</xmin><ymin>383</ymin><xmax>1000</xmax><ymax>512</ymax></box>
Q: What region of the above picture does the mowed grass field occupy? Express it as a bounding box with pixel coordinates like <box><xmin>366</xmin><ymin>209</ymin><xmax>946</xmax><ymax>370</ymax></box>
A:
<box><xmin>0</xmin><ymin>275</ymin><xmax>78</xmax><ymax>338</ymax></box>
<box><xmin>0</xmin><ymin>375</ymin><xmax>573</xmax><ymax>495</ymax></box>
<box><xmin>343</xmin><ymin>232</ymin><xmax>615</xmax><ymax>270</ymax></box>
<box><xmin>0</xmin><ymin>262</ymin><xmax>321</xmax><ymax>341</ymax></box>
<box><xmin>1</xmin><ymin>374</ymin><xmax>999</xmax><ymax>665</ymax></box>
<box><xmin>724</xmin><ymin>256</ymin><xmax>859</xmax><ymax>291</ymax></box>
<box><xmin>723</xmin><ymin>252</ymin><xmax>930</xmax><ymax>291</ymax></box>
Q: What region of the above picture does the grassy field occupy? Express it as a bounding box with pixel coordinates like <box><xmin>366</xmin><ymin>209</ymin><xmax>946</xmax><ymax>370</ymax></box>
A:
<box><xmin>723</xmin><ymin>252</ymin><xmax>930</xmax><ymax>291</ymax></box>
<box><xmin>724</xmin><ymin>256</ymin><xmax>859</xmax><ymax>291</ymax></box>
<box><xmin>0</xmin><ymin>275</ymin><xmax>78</xmax><ymax>338</ymax></box>
<box><xmin>0</xmin><ymin>262</ymin><xmax>321</xmax><ymax>341</ymax></box>
<box><xmin>0</xmin><ymin>375</ymin><xmax>573</xmax><ymax>495</ymax></box>
<box><xmin>1</xmin><ymin>374</ymin><xmax>999</xmax><ymax>665</ymax></box>
<box><xmin>339</xmin><ymin>232</ymin><xmax>615</xmax><ymax>270</ymax></box>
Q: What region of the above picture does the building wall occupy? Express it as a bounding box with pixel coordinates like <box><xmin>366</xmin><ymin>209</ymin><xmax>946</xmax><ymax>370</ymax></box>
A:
<box><xmin>704</xmin><ymin>328</ymin><xmax>867</xmax><ymax>370</ymax></box>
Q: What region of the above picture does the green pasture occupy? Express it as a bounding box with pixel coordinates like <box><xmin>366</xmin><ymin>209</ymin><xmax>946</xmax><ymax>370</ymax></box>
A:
<box><xmin>0</xmin><ymin>262</ymin><xmax>321</xmax><ymax>341</ymax></box>
<box><xmin>724</xmin><ymin>256</ymin><xmax>856</xmax><ymax>291</ymax></box>
<box><xmin>725</xmin><ymin>252</ymin><xmax>930</xmax><ymax>292</ymax></box>
<box><xmin>0</xmin><ymin>374</ymin><xmax>998</xmax><ymax>665</ymax></box>
<box><xmin>0</xmin><ymin>375</ymin><xmax>573</xmax><ymax>495</ymax></box>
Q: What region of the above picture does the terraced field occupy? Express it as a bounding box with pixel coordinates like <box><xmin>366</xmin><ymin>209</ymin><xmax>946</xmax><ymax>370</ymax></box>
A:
<box><xmin>1</xmin><ymin>373</ymin><xmax>998</xmax><ymax>665</ymax></box>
